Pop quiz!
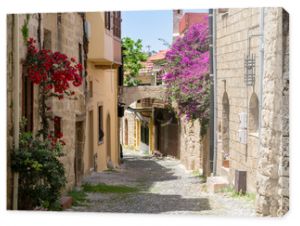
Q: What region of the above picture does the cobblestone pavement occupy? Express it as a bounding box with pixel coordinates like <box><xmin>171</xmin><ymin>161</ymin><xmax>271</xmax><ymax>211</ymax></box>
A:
<box><xmin>68</xmin><ymin>151</ymin><xmax>255</xmax><ymax>216</ymax></box>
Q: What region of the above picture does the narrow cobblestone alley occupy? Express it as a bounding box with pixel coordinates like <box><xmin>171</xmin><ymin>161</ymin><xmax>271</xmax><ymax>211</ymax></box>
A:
<box><xmin>68</xmin><ymin>151</ymin><xmax>255</xmax><ymax>216</ymax></box>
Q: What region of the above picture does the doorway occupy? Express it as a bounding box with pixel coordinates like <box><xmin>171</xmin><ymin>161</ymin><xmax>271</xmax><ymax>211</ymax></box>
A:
<box><xmin>125</xmin><ymin>118</ymin><xmax>128</xmax><ymax>145</ymax></box>
<box><xmin>88</xmin><ymin>110</ymin><xmax>94</xmax><ymax>171</ymax></box>
<box><xmin>75</xmin><ymin>121</ymin><xmax>84</xmax><ymax>186</ymax></box>
<box><xmin>106</xmin><ymin>114</ymin><xmax>112</xmax><ymax>165</ymax></box>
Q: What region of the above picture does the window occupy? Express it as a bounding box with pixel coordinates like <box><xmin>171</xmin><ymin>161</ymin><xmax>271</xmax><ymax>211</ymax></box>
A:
<box><xmin>43</xmin><ymin>29</ymin><xmax>52</xmax><ymax>50</ymax></box>
<box><xmin>113</xmin><ymin>11</ymin><xmax>121</xmax><ymax>38</ymax></box>
<box><xmin>105</xmin><ymin>12</ymin><xmax>111</xmax><ymax>30</ymax></box>
<box><xmin>222</xmin><ymin>91</ymin><xmax>230</xmax><ymax>168</ymax></box>
<box><xmin>98</xmin><ymin>106</ymin><xmax>104</xmax><ymax>143</ymax></box>
<box><xmin>141</xmin><ymin>124</ymin><xmax>149</xmax><ymax>145</ymax></box>
<box><xmin>54</xmin><ymin>116</ymin><xmax>62</xmax><ymax>138</ymax></box>
<box><xmin>218</xmin><ymin>8</ymin><xmax>229</xmax><ymax>14</ymax></box>
<box><xmin>57</xmin><ymin>13</ymin><xmax>62</xmax><ymax>51</ymax></box>
<box><xmin>89</xmin><ymin>81</ymin><xmax>93</xmax><ymax>97</ymax></box>
<box><xmin>78</xmin><ymin>43</ymin><xmax>83</xmax><ymax>77</ymax></box>
<box><xmin>22</xmin><ymin>66</ymin><xmax>33</xmax><ymax>132</ymax></box>
<box><xmin>141</xmin><ymin>98</ymin><xmax>151</xmax><ymax>107</ymax></box>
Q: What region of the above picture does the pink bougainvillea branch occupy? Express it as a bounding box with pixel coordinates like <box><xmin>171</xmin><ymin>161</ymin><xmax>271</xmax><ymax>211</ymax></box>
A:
<box><xmin>162</xmin><ymin>21</ymin><xmax>210</xmax><ymax>132</ymax></box>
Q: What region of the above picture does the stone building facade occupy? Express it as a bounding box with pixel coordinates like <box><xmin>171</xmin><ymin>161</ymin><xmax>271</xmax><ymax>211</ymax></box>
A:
<box><xmin>7</xmin><ymin>13</ymin><xmax>88</xmax><ymax>209</ymax></box>
<box><xmin>256</xmin><ymin>8</ymin><xmax>289</xmax><ymax>217</ymax></box>
<box><xmin>214</xmin><ymin>8</ymin><xmax>289</xmax><ymax>216</ymax></box>
<box><xmin>215</xmin><ymin>8</ymin><xmax>261</xmax><ymax>193</ymax></box>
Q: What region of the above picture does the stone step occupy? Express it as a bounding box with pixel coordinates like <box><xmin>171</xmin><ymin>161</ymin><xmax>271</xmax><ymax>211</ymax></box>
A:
<box><xmin>206</xmin><ymin>176</ymin><xmax>229</xmax><ymax>193</ymax></box>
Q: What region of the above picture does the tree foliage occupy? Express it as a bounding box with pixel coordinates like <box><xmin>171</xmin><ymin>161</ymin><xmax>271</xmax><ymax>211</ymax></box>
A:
<box><xmin>122</xmin><ymin>37</ymin><xmax>147</xmax><ymax>86</ymax></box>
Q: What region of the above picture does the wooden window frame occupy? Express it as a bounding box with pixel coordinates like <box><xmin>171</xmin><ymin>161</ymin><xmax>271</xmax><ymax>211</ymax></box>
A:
<box><xmin>22</xmin><ymin>66</ymin><xmax>34</xmax><ymax>132</ymax></box>
<box><xmin>113</xmin><ymin>11</ymin><xmax>121</xmax><ymax>38</ymax></box>
<box><xmin>78</xmin><ymin>43</ymin><xmax>83</xmax><ymax>77</ymax></box>
<box><xmin>105</xmin><ymin>12</ymin><xmax>111</xmax><ymax>30</ymax></box>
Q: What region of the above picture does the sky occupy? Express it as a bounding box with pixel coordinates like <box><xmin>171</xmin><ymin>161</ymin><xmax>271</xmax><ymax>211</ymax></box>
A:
<box><xmin>121</xmin><ymin>9</ymin><xmax>208</xmax><ymax>53</ymax></box>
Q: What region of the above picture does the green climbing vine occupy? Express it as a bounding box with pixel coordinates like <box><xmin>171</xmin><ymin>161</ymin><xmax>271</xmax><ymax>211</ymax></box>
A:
<box><xmin>21</xmin><ymin>14</ymin><xmax>30</xmax><ymax>44</ymax></box>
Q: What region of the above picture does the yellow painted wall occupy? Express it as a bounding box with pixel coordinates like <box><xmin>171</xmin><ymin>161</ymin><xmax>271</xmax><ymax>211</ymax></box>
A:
<box><xmin>86</xmin><ymin>12</ymin><xmax>114</xmax><ymax>64</ymax></box>
<box><xmin>149</xmin><ymin>117</ymin><xmax>154</xmax><ymax>153</ymax></box>
<box><xmin>83</xmin><ymin>11</ymin><xmax>120</xmax><ymax>173</ymax></box>
<box><xmin>135</xmin><ymin>120</ymin><xmax>141</xmax><ymax>150</ymax></box>
<box><xmin>83</xmin><ymin>64</ymin><xmax>119</xmax><ymax>173</ymax></box>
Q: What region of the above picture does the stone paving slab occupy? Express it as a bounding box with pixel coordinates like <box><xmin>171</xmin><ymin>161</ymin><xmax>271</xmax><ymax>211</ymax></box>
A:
<box><xmin>67</xmin><ymin>151</ymin><xmax>255</xmax><ymax>216</ymax></box>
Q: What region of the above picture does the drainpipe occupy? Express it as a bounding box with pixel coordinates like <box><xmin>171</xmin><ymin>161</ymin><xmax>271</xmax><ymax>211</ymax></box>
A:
<box><xmin>208</xmin><ymin>9</ymin><xmax>214</xmax><ymax>174</ymax></box>
<box><xmin>12</xmin><ymin>14</ymin><xmax>20</xmax><ymax>210</ymax></box>
<box><xmin>258</xmin><ymin>8</ymin><xmax>264</xmax><ymax>162</ymax></box>
<box><xmin>212</xmin><ymin>9</ymin><xmax>218</xmax><ymax>175</ymax></box>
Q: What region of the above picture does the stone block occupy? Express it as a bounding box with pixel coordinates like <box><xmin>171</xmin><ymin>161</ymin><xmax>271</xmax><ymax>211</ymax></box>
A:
<box><xmin>278</xmin><ymin>176</ymin><xmax>289</xmax><ymax>196</ymax></box>
<box><xmin>256</xmin><ymin>194</ymin><xmax>270</xmax><ymax>216</ymax></box>
<box><xmin>207</xmin><ymin>176</ymin><xmax>229</xmax><ymax>193</ymax></box>
<box><xmin>60</xmin><ymin>196</ymin><xmax>73</xmax><ymax>209</ymax></box>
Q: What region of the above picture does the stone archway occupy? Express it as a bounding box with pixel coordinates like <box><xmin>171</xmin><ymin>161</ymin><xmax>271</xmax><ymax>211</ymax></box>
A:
<box><xmin>120</xmin><ymin>85</ymin><xmax>167</xmax><ymax>107</ymax></box>
<box><xmin>222</xmin><ymin>92</ymin><xmax>230</xmax><ymax>168</ymax></box>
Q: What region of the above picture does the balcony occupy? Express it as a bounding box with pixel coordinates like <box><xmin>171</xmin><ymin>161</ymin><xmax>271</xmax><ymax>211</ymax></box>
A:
<box><xmin>86</xmin><ymin>12</ymin><xmax>121</xmax><ymax>67</ymax></box>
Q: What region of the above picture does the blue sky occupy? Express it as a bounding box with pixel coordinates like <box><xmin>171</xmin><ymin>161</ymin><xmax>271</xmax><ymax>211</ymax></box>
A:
<box><xmin>121</xmin><ymin>9</ymin><xmax>208</xmax><ymax>52</ymax></box>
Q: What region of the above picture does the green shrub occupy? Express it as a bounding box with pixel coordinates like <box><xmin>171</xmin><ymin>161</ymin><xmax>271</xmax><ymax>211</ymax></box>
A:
<box><xmin>11</xmin><ymin>130</ymin><xmax>66</xmax><ymax>210</ymax></box>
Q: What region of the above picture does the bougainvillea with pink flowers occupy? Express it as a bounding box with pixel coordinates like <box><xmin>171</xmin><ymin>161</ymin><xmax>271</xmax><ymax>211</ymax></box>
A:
<box><xmin>162</xmin><ymin>22</ymin><xmax>210</xmax><ymax>134</ymax></box>
<box><xmin>25</xmin><ymin>38</ymin><xmax>83</xmax><ymax>141</ymax></box>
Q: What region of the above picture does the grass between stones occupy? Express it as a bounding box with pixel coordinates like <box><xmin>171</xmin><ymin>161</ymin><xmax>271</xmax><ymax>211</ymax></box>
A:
<box><xmin>82</xmin><ymin>183</ymin><xmax>140</xmax><ymax>194</ymax></box>
<box><xmin>68</xmin><ymin>189</ymin><xmax>88</xmax><ymax>206</ymax></box>
<box><xmin>220</xmin><ymin>186</ymin><xmax>256</xmax><ymax>201</ymax></box>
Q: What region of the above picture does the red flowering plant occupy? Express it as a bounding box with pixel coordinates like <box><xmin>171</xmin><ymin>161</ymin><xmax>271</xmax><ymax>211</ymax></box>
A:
<box><xmin>162</xmin><ymin>22</ymin><xmax>210</xmax><ymax>135</ymax></box>
<box><xmin>25</xmin><ymin>38</ymin><xmax>83</xmax><ymax>143</ymax></box>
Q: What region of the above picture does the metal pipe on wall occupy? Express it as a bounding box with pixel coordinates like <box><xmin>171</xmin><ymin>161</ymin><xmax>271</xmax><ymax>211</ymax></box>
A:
<box><xmin>12</xmin><ymin>14</ymin><xmax>20</xmax><ymax>210</ymax></box>
<box><xmin>212</xmin><ymin>9</ymin><xmax>218</xmax><ymax>175</ymax></box>
<box><xmin>208</xmin><ymin>8</ymin><xmax>214</xmax><ymax>174</ymax></box>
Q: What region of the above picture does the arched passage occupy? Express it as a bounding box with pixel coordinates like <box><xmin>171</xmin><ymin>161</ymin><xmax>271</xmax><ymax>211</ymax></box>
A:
<box><xmin>249</xmin><ymin>92</ymin><xmax>259</xmax><ymax>133</ymax></box>
<box><xmin>106</xmin><ymin>114</ymin><xmax>111</xmax><ymax>163</ymax></box>
<box><xmin>120</xmin><ymin>86</ymin><xmax>167</xmax><ymax>107</ymax></box>
<box><xmin>121</xmin><ymin>97</ymin><xmax>179</xmax><ymax>158</ymax></box>
<box><xmin>222</xmin><ymin>91</ymin><xmax>230</xmax><ymax>168</ymax></box>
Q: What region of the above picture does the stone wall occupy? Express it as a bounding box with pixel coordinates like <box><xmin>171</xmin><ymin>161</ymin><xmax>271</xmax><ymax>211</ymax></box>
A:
<box><xmin>179</xmin><ymin>118</ymin><xmax>201</xmax><ymax>171</ymax></box>
<box><xmin>215</xmin><ymin>7</ymin><xmax>289</xmax><ymax>216</ymax></box>
<box><xmin>215</xmin><ymin>8</ymin><xmax>261</xmax><ymax>193</ymax></box>
<box><xmin>178</xmin><ymin>117</ymin><xmax>210</xmax><ymax>175</ymax></box>
<box><xmin>256</xmin><ymin>8</ymin><xmax>289</xmax><ymax>216</ymax></box>
<box><xmin>47</xmin><ymin>13</ymin><xmax>86</xmax><ymax>189</ymax></box>
<box><xmin>279</xmin><ymin>9</ymin><xmax>289</xmax><ymax>216</ymax></box>
<box><xmin>11</xmin><ymin>13</ymin><xmax>86</xmax><ymax>191</ymax></box>
<box><xmin>122</xmin><ymin>110</ymin><xmax>137</xmax><ymax>150</ymax></box>
<box><xmin>6</xmin><ymin>14</ymin><xmax>14</xmax><ymax>210</ymax></box>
